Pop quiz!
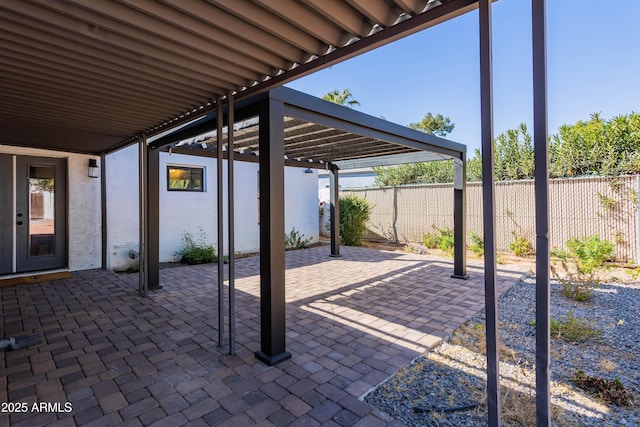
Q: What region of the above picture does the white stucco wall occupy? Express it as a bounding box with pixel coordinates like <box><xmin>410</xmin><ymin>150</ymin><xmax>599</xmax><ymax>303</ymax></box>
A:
<box><xmin>105</xmin><ymin>145</ymin><xmax>139</xmax><ymax>270</ymax></box>
<box><xmin>106</xmin><ymin>147</ymin><xmax>319</xmax><ymax>271</ymax></box>
<box><xmin>0</xmin><ymin>145</ymin><xmax>102</xmax><ymax>271</ymax></box>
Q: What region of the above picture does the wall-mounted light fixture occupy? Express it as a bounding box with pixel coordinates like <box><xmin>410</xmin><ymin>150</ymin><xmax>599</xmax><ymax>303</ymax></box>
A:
<box><xmin>304</xmin><ymin>167</ymin><xmax>313</xmax><ymax>174</ymax></box>
<box><xmin>88</xmin><ymin>158</ymin><xmax>99</xmax><ymax>178</ymax></box>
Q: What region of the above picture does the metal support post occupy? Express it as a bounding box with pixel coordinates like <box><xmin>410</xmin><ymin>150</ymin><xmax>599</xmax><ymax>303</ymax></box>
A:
<box><xmin>217</xmin><ymin>98</ymin><xmax>225</xmax><ymax>348</ymax></box>
<box><xmin>452</xmin><ymin>157</ymin><xmax>468</xmax><ymax>279</ymax></box>
<box><xmin>479</xmin><ymin>0</ymin><xmax>501</xmax><ymax>425</ymax></box>
<box><xmin>138</xmin><ymin>135</ymin><xmax>149</xmax><ymax>297</ymax></box>
<box><xmin>147</xmin><ymin>146</ymin><xmax>161</xmax><ymax>290</ymax></box>
<box><xmin>100</xmin><ymin>152</ymin><xmax>107</xmax><ymax>270</ymax></box>
<box><xmin>227</xmin><ymin>94</ymin><xmax>236</xmax><ymax>355</ymax></box>
<box><xmin>533</xmin><ymin>0</ymin><xmax>551</xmax><ymax>425</ymax></box>
<box><xmin>329</xmin><ymin>163</ymin><xmax>341</xmax><ymax>257</ymax></box>
<box><xmin>255</xmin><ymin>98</ymin><xmax>291</xmax><ymax>366</ymax></box>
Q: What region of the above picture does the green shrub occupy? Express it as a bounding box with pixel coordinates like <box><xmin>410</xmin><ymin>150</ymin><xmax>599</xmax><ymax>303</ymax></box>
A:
<box><xmin>285</xmin><ymin>227</ymin><xmax>312</xmax><ymax>250</ymax></box>
<box><xmin>177</xmin><ymin>229</ymin><xmax>217</xmax><ymax>265</ymax></box>
<box><xmin>564</xmin><ymin>235</ymin><xmax>614</xmax><ymax>274</ymax></box>
<box><xmin>469</xmin><ymin>231</ymin><xmax>484</xmax><ymax>257</ymax></box>
<box><xmin>549</xmin><ymin>312</ymin><xmax>602</xmax><ymax>343</ymax></box>
<box><xmin>339</xmin><ymin>195</ymin><xmax>372</xmax><ymax>246</ymax></box>
<box><xmin>421</xmin><ymin>230</ymin><xmax>440</xmax><ymax>249</ymax></box>
<box><xmin>551</xmin><ymin>234</ymin><xmax>614</xmax><ymax>301</ymax></box>
<box><xmin>510</xmin><ymin>234</ymin><xmax>534</xmax><ymax>257</ymax></box>
<box><xmin>422</xmin><ymin>225</ymin><xmax>454</xmax><ymax>256</ymax></box>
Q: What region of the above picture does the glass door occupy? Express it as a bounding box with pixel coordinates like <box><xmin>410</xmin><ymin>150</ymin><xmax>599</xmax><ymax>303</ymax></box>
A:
<box><xmin>15</xmin><ymin>156</ymin><xmax>67</xmax><ymax>273</ymax></box>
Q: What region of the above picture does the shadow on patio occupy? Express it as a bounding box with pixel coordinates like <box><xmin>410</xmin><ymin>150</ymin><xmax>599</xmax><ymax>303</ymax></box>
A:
<box><xmin>1</xmin><ymin>246</ymin><xmax>527</xmax><ymax>426</ymax></box>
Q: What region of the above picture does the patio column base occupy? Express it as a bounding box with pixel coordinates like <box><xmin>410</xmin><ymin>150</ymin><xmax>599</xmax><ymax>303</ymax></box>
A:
<box><xmin>148</xmin><ymin>285</ymin><xmax>163</xmax><ymax>290</ymax></box>
<box><xmin>328</xmin><ymin>254</ymin><xmax>342</xmax><ymax>258</ymax></box>
<box><xmin>255</xmin><ymin>350</ymin><xmax>291</xmax><ymax>366</ymax></box>
<box><xmin>451</xmin><ymin>274</ymin><xmax>469</xmax><ymax>280</ymax></box>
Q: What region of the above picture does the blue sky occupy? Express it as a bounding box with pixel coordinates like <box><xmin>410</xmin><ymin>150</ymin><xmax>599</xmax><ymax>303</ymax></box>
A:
<box><xmin>286</xmin><ymin>0</ymin><xmax>640</xmax><ymax>155</ymax></box>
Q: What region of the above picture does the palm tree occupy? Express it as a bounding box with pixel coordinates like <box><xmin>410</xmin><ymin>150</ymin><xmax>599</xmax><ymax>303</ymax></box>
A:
<box><xmin>322</xmin><ymin>89</ymin><xmax>360</xmax><ymax>108</ymax></box>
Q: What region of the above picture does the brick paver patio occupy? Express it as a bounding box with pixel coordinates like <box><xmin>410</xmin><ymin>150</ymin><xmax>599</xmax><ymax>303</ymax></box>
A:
<box><xmin>1</xmin><ymin>245</ymin><xmax>526</xmax><ymax>426</ymax></box>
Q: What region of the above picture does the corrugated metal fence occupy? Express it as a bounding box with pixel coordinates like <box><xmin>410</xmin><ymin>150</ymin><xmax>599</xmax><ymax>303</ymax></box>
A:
<box><xmin>341</xmin><ymin>175</ymin><xmax>640</xmax><ymax>262</ymax></box>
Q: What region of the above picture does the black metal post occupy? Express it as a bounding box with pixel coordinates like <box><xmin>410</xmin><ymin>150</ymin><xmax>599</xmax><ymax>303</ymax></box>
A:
<box><xmin>533</xmin><ymin>0</ymin><xmax>551</xmax><ymax>425</ymax></box>
<box><xmin>479</xmin><ymin>0</ymin><xmax>501</xmax><ymax>425</ymax></box>
<box><xmin>452</xmin><ymin>156</ymin><xmax>468</xmax><ymax>279</ymax></box>
<box><xmin>255</xmin><ymin>98</ymin><xmax>291</xmax><ymax>366</ymax></box>
<box><xmin>138</xmin><ymin>135</ymin><xmax>148</xmax><ymax>297</ymax></box>
<box><xmin>147</xmin><ymin>146</ymin><xmax>161</xmax><ymax>290</ymax></box>
<box><xmin>100</xmin><ymin>152</ymin><xmax>107</xmax><ymax>270</ymax></box>
<box><xmin>217</xmin><ymin>98</ymin><xmax>225</xmax><ymax>348</ymax></box>
<box><xmin>227</xmin><ymin>94</ymin><xmax>236</xmax><ymax>356</ymax></box>
<box><xmin>329</xmin><ymin>163</ymin><xmax>341</xmax><ymax>257</ymax></box>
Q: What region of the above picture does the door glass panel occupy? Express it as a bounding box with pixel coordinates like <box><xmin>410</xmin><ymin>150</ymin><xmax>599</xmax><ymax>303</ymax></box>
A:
<box><xmin>28</xmin><ymin>165</ymin><xmax>55</xmax><ymax>257</ymax></box>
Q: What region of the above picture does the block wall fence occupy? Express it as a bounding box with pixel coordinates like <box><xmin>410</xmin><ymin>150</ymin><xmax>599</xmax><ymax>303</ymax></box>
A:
<box><xmin>340</xmin><ymin>175</ymin><xmax>640</xmax><ymax>263</ymax></box>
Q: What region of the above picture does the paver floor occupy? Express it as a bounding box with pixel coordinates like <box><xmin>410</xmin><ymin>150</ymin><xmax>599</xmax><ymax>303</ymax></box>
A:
<box><xmin>1</xmin><ymin>245</ymin><xmax>526</xmax><ymax>426</ymax></box>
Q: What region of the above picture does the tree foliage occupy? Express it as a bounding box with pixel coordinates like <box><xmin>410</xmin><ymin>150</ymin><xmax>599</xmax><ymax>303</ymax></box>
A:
<box><xmin>493</xmin><ymin>123</ymin><xmax>535</xmax><ymax>180</ymax></box>
<box><xmin>373</xmin><ymin>161</ymin><xmax>454</xmax><ymax>186</ymax></box>
<box><xmin>374</xmin><ymin>113</ymin><xmax>455</xmax><ymax>186</ymax></box>
<box><xmin>408</xmin><ymin>113</ymin><xmax>455</xmax><ymax>136</ymax></box>
<box><xmin>322</xmin><ymin>88</ymin><xmax>360</xmax><ymax>108</ymax></box>
<box><xmin>550</xmin><ymin>112</ymin><xmax>640</xmax><ymax>177</ymax></box>
<box><xmin>373</xmin><ymin>112</ymin><xmax>640</xmax><ymax>185</ymax></box>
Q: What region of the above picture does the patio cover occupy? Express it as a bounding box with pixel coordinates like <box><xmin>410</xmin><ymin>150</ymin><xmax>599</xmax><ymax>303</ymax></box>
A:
<box><xmin>0</xmin><ymin>0</ymin><xmax>478</xmax><ymax>154</ymax></box>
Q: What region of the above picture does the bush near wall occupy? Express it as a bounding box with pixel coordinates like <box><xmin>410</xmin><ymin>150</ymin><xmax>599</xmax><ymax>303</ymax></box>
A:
<box><xmin>339</xmin><ymin>195</ymin><xmax>372</xmax><ymax>246</ymax></box>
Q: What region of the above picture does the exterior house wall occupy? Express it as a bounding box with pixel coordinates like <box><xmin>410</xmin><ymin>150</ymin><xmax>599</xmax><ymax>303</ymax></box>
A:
<box><xmin>107</xmin><ymin>146</ymin><xmax>319</xmax><ymax>271</ymax></box>
<box><xmin>0</xmin><ymin>145</ymin><xmax>102</xmax><ymax>271</ymax></box>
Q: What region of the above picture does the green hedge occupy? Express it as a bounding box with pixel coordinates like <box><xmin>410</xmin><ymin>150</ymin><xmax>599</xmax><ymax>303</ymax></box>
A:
<box><xmin>339</xmin><ymin>195</ymin><xmax>372</xmax><ymax>246</ymax></box>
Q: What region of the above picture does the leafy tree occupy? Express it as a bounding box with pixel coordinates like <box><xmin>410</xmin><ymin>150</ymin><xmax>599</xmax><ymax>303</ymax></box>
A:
<box><xmin>374</xmin><ymin>113</ymin><xmax>455</xmax><ymax>185</ymax></box>
<box><xmin>494</xmin><ymin>123</ymin><xmax>535</xmax><ymax>180</ymax></box>
<box><xmin>408</xmin><ymin>113</ymin><xmax>455</xmax><ymax>136</ymax></box>
<box><xmin>467</xmin><ymin>151</ymin><xmax>483</xmax><ymax>182</ymax></box>
<box><xmin>373</xmin><ymin>161</ymin><xmax>453</xmax><ymax>186</ymax></box>
<box><xmin>550</xmin><ymin>112</ymin><xmax>640</xmax><ymax>177</ymax></box>
<box><xmin>322</xmin><ymin>89</ymin><xmax>360</xmax><ymax>108</ymax></box>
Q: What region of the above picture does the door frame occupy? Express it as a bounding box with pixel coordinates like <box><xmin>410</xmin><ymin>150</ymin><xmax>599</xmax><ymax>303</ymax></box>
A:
<box><xmin>0</xmin><ymin>154</ymin><xmax>68</xmax><ymax>275</ymax></box>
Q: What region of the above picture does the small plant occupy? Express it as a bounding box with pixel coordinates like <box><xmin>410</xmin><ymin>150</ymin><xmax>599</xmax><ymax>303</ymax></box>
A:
<box><xmin>551</xmin><ymin>235</ymin><xmax>614</xmax><ymax>301</ymax></box>
<box><xmin>284</xmin><ymin>227</ymin><xmax>312</xmax><ymax>250</ymax></box>
<box><xmin>177</xmin><ymin>229</ymin><xmax>217</xmax><ymax>265</ymax></box>
<box><xmin>571</xmin><ymin>369</ymin><xmax>633</xmax><ymax>407</ymax></box>
<box><xmin>421</xmin><ymin>229</ymin><xmax>440</xmax><ymax>249</ymax></box>
<box><xmin>509</xmin><ymin>233</ymin><xmax>534</xmax><ymax>257</ymax></box>
<box><xmin>468</xmin><ymin>231</ymin><xmax>484</xmax><ymax>257</ymax></box>
<box><xmin>339</xmin><ymin>195</ymin><xmax>372</xmax><ymax>246</ymax></box>
<box><xmin>597</xmin><ymin>191</ymin><xmax>618</xmax><ymax>212</ymax></box>
<box><xmin>422</xmin><ymin>225</ymin><xmax>454</xmax><ymax>256</ymax></box>
<box><xmin>125</xmin><ymin>263</ymin><xmax>140</xmax><ymax>274</ymax></box>
<box><xmin>549</xmin><ymin>312</ymin><xmax>602</xmax><ymax>343</ymax></box>
<box><xmin>625</xmin><ymin>267</ymin><xmax>640</xmax><ymax>281</ymax></box>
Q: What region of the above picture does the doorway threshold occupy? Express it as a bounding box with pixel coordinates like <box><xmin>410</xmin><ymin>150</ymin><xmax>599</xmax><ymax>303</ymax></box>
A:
<box><xmin>0</xmin><ymin>269</ymin><xmax>71</xmax><ymax>288</ymax></box>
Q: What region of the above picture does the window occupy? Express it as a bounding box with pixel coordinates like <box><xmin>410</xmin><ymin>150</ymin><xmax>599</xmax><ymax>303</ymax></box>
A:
<box><xmin>167</xmin><ymin>165</ymin><xmax>204</xmax><ymax>191</ymax></box>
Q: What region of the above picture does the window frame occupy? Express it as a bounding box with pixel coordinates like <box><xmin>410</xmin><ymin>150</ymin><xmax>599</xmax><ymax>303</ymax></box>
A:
<box><xmin>166</xmin><ymin>164</ymin><xmax>206</xmax><ymax>192</ymax></box>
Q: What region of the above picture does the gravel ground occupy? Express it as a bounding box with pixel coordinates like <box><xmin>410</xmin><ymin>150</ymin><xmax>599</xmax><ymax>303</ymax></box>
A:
<box><xmin>365</xmin><ymin>275</ymin><xmax>640</xmax><ymax>426</ymax></box>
